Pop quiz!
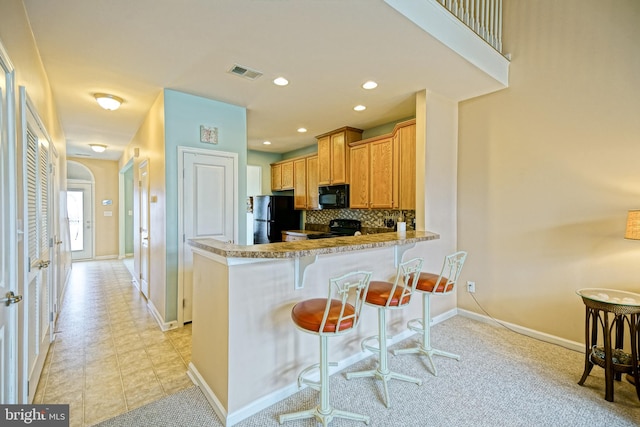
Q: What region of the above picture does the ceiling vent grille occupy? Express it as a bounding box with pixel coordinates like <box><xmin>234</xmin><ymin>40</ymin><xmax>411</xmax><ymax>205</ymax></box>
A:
<box><xmin>228</xmin><ymin>64</ymin><xmax>263</xmax><ymax>80</ymax></box>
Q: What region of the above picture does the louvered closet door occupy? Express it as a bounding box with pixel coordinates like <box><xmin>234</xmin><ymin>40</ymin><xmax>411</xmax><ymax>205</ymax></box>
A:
<box><xmin>22</xmin><ymin>88</ymin><xmax>52</xmax><ymax>403</ymax></box>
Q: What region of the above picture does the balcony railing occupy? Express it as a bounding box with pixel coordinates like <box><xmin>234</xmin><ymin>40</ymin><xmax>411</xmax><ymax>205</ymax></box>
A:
<box><xmin>437</xmin><ymin>0</ymin><xmax>503</xmax><ymax>53</ymax></box>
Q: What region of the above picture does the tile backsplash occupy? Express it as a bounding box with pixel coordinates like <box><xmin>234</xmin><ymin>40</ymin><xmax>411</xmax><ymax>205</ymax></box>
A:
<box><xmin>306</xmin><ymin>209</ymin><xmax>415</xmax><ymax>232</ymax></box>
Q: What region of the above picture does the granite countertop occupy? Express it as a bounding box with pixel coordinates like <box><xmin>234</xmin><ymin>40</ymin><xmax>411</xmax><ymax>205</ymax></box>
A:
<box><xmin>189</xmin><ymin>230</ymin><xmax>440</xmax><ymax>259</ymax></box>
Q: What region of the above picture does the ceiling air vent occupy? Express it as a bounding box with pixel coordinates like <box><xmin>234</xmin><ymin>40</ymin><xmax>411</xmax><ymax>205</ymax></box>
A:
<box><xmin>228</xmin><ymin>64</ymin><xmax>263</xmax><ymax>80</ymax></box>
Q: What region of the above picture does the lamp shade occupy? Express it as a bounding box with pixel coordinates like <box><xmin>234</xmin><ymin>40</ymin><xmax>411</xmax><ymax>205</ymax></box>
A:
<box><xmin>625</xmin><ymin>210</ymin><xmax>640</xmax><ymax>240</ymax></box>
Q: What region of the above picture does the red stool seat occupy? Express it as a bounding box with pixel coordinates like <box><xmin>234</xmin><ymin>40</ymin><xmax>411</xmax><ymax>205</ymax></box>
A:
<box><xmin>292</xmin><ymin>299</ymin><xmax>356</xmax><ymax>333</ymax></box>
<box><xmin>416</xmin><ymin>273</ymin><xmax>454</xmax><ymax>293</ymax></box>
<box><xmin>366</xmin><ymin>281</ymin><xmax>411</xmax><ymax>307</ymax></box>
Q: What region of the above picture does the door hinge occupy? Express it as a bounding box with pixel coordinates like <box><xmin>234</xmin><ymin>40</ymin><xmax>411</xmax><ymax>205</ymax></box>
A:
<box><xmin>183</xmin><ymin>299</ymin><xmax>186</xmax><ymax>308</ymax></box>
<box><xmin>50</xmin><ymin>312</ymin><xmax>53</xmax><ymax>322</ymax></box>
<box><xmin>28</xmin><ymin>257</ymin><xmax>31</xmax><ymax>273</ymax></box>
<box><xmin>49</xmin><ymin>237</ymin><xmax>53</xmax><ymax>248</ymax></box>
<box><xmin>183</xmin><ymin>234</ymin><xmax>185</xmax><ymax>243</ymax></box>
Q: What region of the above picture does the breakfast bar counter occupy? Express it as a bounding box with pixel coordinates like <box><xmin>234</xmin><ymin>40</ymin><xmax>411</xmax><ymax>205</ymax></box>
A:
<box><xmin>187</xmin><ymin>231</ymin><xmax>440</xmax><ymax>426</ymax></box>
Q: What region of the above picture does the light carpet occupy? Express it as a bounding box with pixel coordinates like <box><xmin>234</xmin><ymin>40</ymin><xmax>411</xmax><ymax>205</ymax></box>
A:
<box><xmin>95</xmin><ymin>315</ymin><xmax>640</xmax><ymax>426</ymax></box>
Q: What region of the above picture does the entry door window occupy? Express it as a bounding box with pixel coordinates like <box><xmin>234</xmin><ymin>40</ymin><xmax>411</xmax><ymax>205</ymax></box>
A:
<box><xmin>66</xmin><ymin>182</ymin><xmax>92</xmax><ymax>260</ymax></box>
<box><xmin>67</xmin><ymin>190</ymin><xmax>84</xmax><ymax>251</ymax></box>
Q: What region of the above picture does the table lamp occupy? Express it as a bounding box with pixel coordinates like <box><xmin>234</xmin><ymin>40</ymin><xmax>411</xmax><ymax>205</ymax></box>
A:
<box><xmin>625</xmin><ymin>210</ymin><xmax>640</xmax><ymax>241</ymax></box>
<box><xmin>624</xmin><ymin>209</ymin><xmax>640</xmax><ymax>386</ymax></box>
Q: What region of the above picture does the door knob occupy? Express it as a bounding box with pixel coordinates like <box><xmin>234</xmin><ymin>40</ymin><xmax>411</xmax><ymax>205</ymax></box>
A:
<box><xmin>38</xmin><ymin>260</ymin><xmax>51</xmax><ymax>269</ymax></box>
<box><xmin>2</xmin><ymin>291</ymin><xmax>23</xmax><ymax>306</ymax></box>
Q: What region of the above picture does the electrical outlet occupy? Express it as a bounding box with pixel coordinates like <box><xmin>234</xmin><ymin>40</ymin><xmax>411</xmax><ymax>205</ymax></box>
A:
<box><xmin>467</xmin><ymin>281</ymin><xmax>476</xmax><ymax>293</ymax></box>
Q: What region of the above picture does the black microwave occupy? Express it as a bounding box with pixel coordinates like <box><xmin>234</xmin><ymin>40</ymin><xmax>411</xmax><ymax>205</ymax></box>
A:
<box><xmin>318</xmin><ymin>184</ymin><xmax>349</xmax><ymax>209</ymax></box>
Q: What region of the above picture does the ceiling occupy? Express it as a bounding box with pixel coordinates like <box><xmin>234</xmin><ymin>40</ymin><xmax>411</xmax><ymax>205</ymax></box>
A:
<box><xmin>23</xmin><ymin>0</ymin><xmax>503</xmax><ymax>161</ymax></box>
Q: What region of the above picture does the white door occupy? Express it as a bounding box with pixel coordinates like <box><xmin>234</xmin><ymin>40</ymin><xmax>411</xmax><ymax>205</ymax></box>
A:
<box><xmin>20</xmin><ymin>87</ymin><xmax>52</xmax><ymax>403</ymax></box>
<box><xmin>0</xmin><ymin>39</ymin><xmax>19</xmax><ymax>404</ymax></box>
<box><xmin>139</xmin><ymin>160</ymin><xmax>150</xmax><ymax>299</ymax></box>
<box><xmin>67</xmin><ymin>181</ymin><xmax>93</xmax><ymax>260</ymax></box>
<box><xmin>179</xmin><ymin>149</ymin><xmax>237</xmax><ymax>324</ymax></box>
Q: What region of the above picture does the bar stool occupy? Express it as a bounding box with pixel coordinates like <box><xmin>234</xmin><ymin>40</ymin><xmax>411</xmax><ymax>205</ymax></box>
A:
<box><xmin>345</xmin><ymin>257</ymin><xmax>424</xmax><ymax>408</ymax></box>
<box><xmin>279</xmin><ymin>270</ymin><xmax>373</xmax><ymax>426</ymax></box>
<box><xmin>394</xmin><ymin>251</ymin><xmax>467</xmax><ymax>376</ymax></box>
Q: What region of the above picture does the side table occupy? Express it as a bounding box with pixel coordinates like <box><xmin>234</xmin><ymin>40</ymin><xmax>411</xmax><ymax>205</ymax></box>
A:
<box><xmin>576</xmin><ymin>288</ymin><xmax>640</xmax><ymax>402</ymax></box>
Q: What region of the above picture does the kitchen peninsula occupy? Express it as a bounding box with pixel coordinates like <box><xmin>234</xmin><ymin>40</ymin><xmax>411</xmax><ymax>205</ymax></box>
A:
<box><xmin>187</xmin><ymin>231</ymin><xmax>438</xmax><ymax>426</ymax></box>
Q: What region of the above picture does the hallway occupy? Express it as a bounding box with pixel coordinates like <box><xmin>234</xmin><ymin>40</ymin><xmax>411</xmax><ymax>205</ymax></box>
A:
<box><xmin>33</xmin><ymin>259</ymin><xmax>193</xmax><ymax>426</ymax></box>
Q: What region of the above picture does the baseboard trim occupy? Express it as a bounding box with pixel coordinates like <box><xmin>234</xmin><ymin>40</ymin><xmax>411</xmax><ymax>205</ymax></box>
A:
<box><xmin>93</xmin><ymin>254</ymin><xmax>119</xmax><ymax>260</ymax></box>
<box><xmin>457</xmin><ymin>308</ymin><xmax>584</xmax><ymax>353</ymax></box>
<box><xmin>188</xmin><ymin>363</ymin><xmax>229</xmax><ymax>426</ymax></box>
<box><xmin>147</xmin><ymin>300</ymin><xmax>178</xmax><ymax>331</ymax></box>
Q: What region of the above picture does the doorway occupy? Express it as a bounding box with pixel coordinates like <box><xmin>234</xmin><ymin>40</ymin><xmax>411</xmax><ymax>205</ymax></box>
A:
<box><xmin>178</xmin><ymin>147</ymin><xmax>237</xmax><ymax>325</ymax></box>
<box><xmin>67</xmin><ymin>181</ymin><xmax>93</xmax><ymax>261</ymax></box>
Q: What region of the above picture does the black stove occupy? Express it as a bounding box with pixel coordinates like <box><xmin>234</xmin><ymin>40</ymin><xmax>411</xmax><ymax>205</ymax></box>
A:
<box><xmin>307</xmin><ymin>219</ymin><xmax>361</xmax><ymax>239</ymax></box>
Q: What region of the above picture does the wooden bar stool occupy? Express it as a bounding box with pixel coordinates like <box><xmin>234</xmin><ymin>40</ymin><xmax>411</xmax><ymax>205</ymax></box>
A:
<box><xmin>394</xmin><ymin>251</ymin><xmax>467</xmax><ymax>376</ymax></box>
<box><xmin>279</xmin><ymin>270</ymin><xmax>373</xmax><ymax>426</ymax></box>
<box><xmin>345</xmin><ymin>258</ymin><xmax>424</xmax><ymax>408</ymax></box>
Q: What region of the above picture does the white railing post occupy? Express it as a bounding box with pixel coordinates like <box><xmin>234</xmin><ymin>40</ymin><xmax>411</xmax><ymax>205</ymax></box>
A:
<box><xmin>434</xmin><ymin>0</ymin><xmax>503</xmax><ymax>53</ymax></box>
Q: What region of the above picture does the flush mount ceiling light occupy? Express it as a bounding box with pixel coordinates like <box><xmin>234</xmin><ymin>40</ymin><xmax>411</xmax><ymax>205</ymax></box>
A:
<box><xmin>273</xmin><ymin>77</ymin><xmax>289</xmax><ymax>86</ymax></box>
<box><xmin>362</xmin><ymin>80</ymin><xmax>378</xmax><ymax>90</ymax></box>
<box><xmin>297</xmin><ymin>128</ymin><xmax>307</xmax><ymax>133</ymax></box>
<box><xmin>353</xmin><ymin>105</ymin><xmax>366</xmax><ymax>111</ymax></box>
<box><xmin>263</xmin><ymin>141</ymin><xmax>272</xmax><ymax>145</ymax></box>
<box><xmin>94</xmin><ymin>93</ymin><xmax>123</xmax><ymax>111</ymax></box>
<box><xmin>89</xmin><ymin>144</ymin><xmax>107</xmax><ymax>153</ymax></box>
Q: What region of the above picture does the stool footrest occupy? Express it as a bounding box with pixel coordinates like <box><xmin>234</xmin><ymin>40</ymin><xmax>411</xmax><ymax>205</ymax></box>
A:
<box><xmin>407</xmin><ymin>318</ymin><xmax>424</xmax><ymax>333</ymax></box>
<box><xmin>298</xmin><ymin>362</ymin><xmax>338</xmax><ymax>391</ymax></box>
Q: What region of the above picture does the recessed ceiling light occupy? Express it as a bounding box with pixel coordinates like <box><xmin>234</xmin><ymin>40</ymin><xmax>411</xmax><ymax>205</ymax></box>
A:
<box><xmin>263</xmin><ymin>141</ymin><xmax>272</xmax><ymax>145</ymax></box>
<box><xmin>362</xmin><ymin>81</ymin><xmax>378</xmax><ymax>90</ymax></box>
<box><xmin>273</xmin><ymin>77</ymin><xmax>289</xmax><ymax>86</ymax></box>
<box><xmin>89</xmin><ymin>143</ymin><xmax>107</xmax><ymax>153</ymax></box>
<box><xmin>353</xmin><ymin>105</ymin><xmax>366</xmax><ymax>111</ymax></box>
<box><xmin>297</xmin><ymin>128</ymin><xmax>307</xmax><ymax>133</ymax></box>
<box><xmin>94</xmin><ymin>93</ymin><xmax>123</xmax><ymax>110</ymax></box>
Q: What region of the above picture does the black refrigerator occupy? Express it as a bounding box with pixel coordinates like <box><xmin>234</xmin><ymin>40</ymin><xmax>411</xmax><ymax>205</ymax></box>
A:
<box><xmin>253</xmin><ymin>195</ymin><xmax>301</xmax><ymax>244</ymax></box>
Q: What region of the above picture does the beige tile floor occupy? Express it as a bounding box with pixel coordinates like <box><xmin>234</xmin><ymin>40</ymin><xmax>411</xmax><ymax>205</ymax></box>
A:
<box><xmin>32</xmin><ymin>259</ymin><xmax>193</xmax><ymax>427</ymax></box>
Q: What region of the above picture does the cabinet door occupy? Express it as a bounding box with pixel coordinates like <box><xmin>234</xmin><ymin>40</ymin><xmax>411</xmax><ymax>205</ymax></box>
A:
<box><xmin>293</xmin><ymin>158</ymin><xmax>307</xmax><ymax>209</ymax></box>
<box><xmin>397</xmin><ymin>124</ymin><xmax>416</xmax><ymax>210</ymax></box>
<box><xmin>369</xmin><ymin>138</ymin><xmax>394</xmax><ymax>209</ymax></box>
<box><xmin>330</xmin><ymin>132</ymin><xmax>348</xmax><ymax>184</ymax></box>
<box><xmin>317</xmin><ymin>136</ymin><xmax>331</xmax><ymax>186</ymax></box>
<box><xmin>306</xmin><ymin>156</ymin><xmax>319</xmax><ymax>210</ymax></box>
<box><xmin>281</xmin><ymin>161</ymin><xmax>294</xmax><ymax>190</ymax></box>
<box><xmin>271</xmin><ymin>163</ymin><xmax>282</xmax><ymax>191</ymax></box>
<box><xmin>349</xmin><ymin>144</ymin><xmax>370</xmax><ymax>208</ymax></box>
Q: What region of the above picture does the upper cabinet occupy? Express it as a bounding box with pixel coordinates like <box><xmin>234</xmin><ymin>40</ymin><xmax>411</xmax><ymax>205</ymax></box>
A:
<box><xmin>316</xmin><ymin>127</ymin><xmax>363</xmax><ymax>186</ymax></box>
<box><xmin>293</xmin><ymin>155</ymin><xmax>319</xmax><ymax>210</ymax></box>
<box><xmin>271</xmin><ymin>159</ymin><xmax>294</xmax><ymax>191</ymax></box>
<box><xmin>349</xmin><ymin>119</ymin><xmax>416</xmax><ymax>210</ymax></box>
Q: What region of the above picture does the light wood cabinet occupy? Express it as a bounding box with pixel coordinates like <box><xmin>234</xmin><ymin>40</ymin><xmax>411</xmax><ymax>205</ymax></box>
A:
<box><xmin>316</xmin><ymin>127</ymin><xmax>362</xmax><ymax>186</ymax></box>
<box><xmin>271</xmin><ymin>163</ymin><xmax>282</xmax><ymax>191</ymax></box>
<box><xmin>397</xmin><ymin>122</ymin><xmax>416</xmax><ymax>210</ymax></box>
<box><xmin>306</xmin><ymin>155</ymin><xmax>319</xmax><ymax>209</ymax></box>
<box><xmin>270</xmin><ymin>159</ymin><xmax>294</xmax><ymax>191</ymax></box>
<box><xmin>292</xmin><ymin>155</ymin><xmax>319</xmax><ymax>210</ymax></box>
<box><xmin>348</xmin><ymin>119</ymin><xmax>415</xmax><ymax>209</ymax></box>
<box><xmin>349</xmin><ymin>138</ymin><xmax>394</xmax><ymax>208</ymax></box>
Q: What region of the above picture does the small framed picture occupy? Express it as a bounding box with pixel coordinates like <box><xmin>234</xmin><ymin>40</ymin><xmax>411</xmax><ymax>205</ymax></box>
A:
<box><xmin>200</xmin><ymin>125</ymin><xmax>218</xmax><ymax>144</ymax></box>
